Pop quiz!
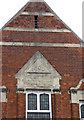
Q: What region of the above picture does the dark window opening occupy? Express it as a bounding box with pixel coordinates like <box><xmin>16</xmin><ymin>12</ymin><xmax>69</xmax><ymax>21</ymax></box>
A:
<box><xmin>40</xmin><ymin>94</ymin><xmax>49</xmax><ymax>110</ymax></box>
<box><xmin>34</xmin><ymin>16</ymin><xmax>38</xmax><ymax>28</ymax></box>
<box><xmin>81</xmin><ymin>105</ymin><xmax>84</xmax><ymax>118</ymax></box>
<box><xmin>28</xmin><ymin>93</ymin><xmax>37</xmax><ymax>110</ymax></box>
<box><xmin>27</xmin><ymin>112</ymin><xmax>50</xmax><ymax>119</ymax></box>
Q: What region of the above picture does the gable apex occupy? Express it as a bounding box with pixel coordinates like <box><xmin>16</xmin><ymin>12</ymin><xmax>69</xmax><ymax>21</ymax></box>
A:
<box><xmin>15</xmin><ymin>51</ymin><xmax>61</xmax><ymax>79</ymax></box>
<box><xmin>29</xmin><ymin>0</ymin><xmax>44</xmax><ymax>2</ymax></box>
<box><xmin>2</xmin><ymin>0</ymin><xmax>82</xmax><ymax>43</ymax></box>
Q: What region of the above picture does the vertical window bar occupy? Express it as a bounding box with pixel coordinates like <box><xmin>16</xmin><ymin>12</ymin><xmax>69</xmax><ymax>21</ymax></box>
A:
<box><xmin>34</xmin><ymin>16</ymin><xmax>38</xmax><ymax>28</ymax></box>
<box><xmin>37</xmin><ymin>92</ymin><xmax>40</xmax><ymax>110</ymax></box>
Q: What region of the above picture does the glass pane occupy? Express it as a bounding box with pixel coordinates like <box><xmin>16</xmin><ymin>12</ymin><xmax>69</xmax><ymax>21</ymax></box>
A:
<box><xmin>27</xmin><ymin>112</ymin><xmax>50</xmax><ymax>119</ymax></box>
<box><xmin>40</xmin><ymin>94</ymin><xmax>49</xmax><ymax>110</ymax></box>
<box><xmin>81</xmin><ymin>105</ymin><xmax>84</xmax><ymax>118</ymax></box>
<box><xmin>28</xmin><ymin>93</ymin><xmax>37</xmax><ymax>110</ymax></box>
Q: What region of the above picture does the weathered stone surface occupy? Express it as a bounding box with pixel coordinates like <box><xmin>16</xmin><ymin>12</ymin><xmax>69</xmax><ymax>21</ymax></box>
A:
<box><xmin>70</xmin><ymin>79</ymin><xmax>84</xmax><ymax>103</ymax></box>
<box><xmin>15</xmin><ymin>51</ymin><xmax>61</xmax><ymax>90</ymax></box>
<box><xmin>0</xmin><ymin>86</ymin><xmax>7</xmax><ymax>102</ymax></box>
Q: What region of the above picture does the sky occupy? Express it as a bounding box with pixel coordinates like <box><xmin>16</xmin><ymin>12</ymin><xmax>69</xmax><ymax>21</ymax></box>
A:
<box><xmin>0</xmin><ymin>0</ymin><xmax>83</xmax><ymax>40</ymax></box>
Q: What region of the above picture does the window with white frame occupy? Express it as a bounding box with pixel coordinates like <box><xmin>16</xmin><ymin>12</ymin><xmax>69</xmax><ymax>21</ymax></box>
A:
<box><xmin>79</xmin><ymin>101</ymin><xmax>84</xmax><ymax>118</ymax></box>
<box><xmin>26</xmin><ymin>91</ymin><xmax>52</xmax><ymax>119</ymax></box>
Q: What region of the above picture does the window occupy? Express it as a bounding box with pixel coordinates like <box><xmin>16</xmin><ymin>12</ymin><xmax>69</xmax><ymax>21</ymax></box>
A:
<box><xmin>34</xmin><ymin>16</ymin><xmax>38</xmax><ymax>28</ymax></box>
<box><xmin>81</xmin><ymin>105</ymin><xmax>84</xmax><ymax>118</ymax></box>
<box><xmin>28</xmin><ymin>93</ymin><xmax>37</xmax><ymax>110</ymax></box>
<box><xmin>40</xmin><ymin>94</ymin><xmax>49</xmax><ymax>110</ymax></box>
<box><xmin>26</xmin><ymin>91</ymin><xmax>52</xmax><ymax>119</ymax></box>
<box><xmin>79</xmin><ymin>101</ymin><xmax>84</xmax><ymax>118</ymax></box>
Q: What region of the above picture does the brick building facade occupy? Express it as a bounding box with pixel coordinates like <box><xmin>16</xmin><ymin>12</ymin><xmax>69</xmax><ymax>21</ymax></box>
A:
<box><xmin>0</xmin><ymin>0</ymin><xmax>84</xmax><ymax>119</ymax></box>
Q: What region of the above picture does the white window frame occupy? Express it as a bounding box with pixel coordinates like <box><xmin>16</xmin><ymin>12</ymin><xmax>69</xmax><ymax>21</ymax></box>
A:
<box><xmin>26</xmin><ymin>91</ymin><xmax>52</xmax><ymax>119</ymax></box>
<box><xmin>79</xmin><ymin>101</ymin><xmax>84</xmax><ymax>119</ymax></box>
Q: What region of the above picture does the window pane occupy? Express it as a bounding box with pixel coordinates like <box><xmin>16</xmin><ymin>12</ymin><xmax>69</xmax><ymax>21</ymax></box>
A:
<box><xmin>28</xmin><ymin>93</ymin><xmax>37</xmax><ymax>110</ymax></box>
<box><xmin>81</xmin><ymin>105</ymin><xmax>84</xmax><ymax>118</ymax></box>
<box><xmin>27</xmin><ymin>112</ymin><xmax>50</xmax><ymax>119</ymax></box>
<box><xmin>40</xmin><ymin>94</ymin><xmax>49</xmax><ymax>110</ymax></box>
<box><xmin>34</xmin><ymin>16</ymin><xmax>38</xmax><ymax>28</ymax></box>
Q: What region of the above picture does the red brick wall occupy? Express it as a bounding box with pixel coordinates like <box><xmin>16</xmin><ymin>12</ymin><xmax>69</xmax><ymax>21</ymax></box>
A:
<box><xmin>0</xmin><ymin>31</ymin><xmax>2</xmax><ymax>120</ymax></box>
<box><xmin>7</xmin><ymin>15</ymin><xmax>34</xmax><ymax>28</ymax></box>
<box><xmin>2</xmin><ymin>45</ymin><xmax>82</xmax><ymax>118</ymax></box>
<box><xmin>0</xmin><ymin>102</ymin><xmax>2</xmax><ymax>119</ymax></box>
<box><xmin>78</xmin><ymin>83</ymin><xmax>84</xmax><ymax>90</ymax></box>
<box><xmin>6</xmin><ymin>16</ymin><xmax>67</xmax><ymax>29</ymax></box>
<box><xmin>23</xmin><ymin>2</ymin><xmax>52</xmax><ymax>13</ymax></box>
<box><xmin>2</xmin><ymin>102</ymin><xmax>6</xmax><ymax>118</ymax></box>
<box><xmin>0</xmin><ymin>30</ymin><xmax>2</xmax><ymax>42</ymax></box>
<box><xmin>82</xmin><ymin>47</ymin><xmax>84</xmax><ymax>77</ymax></box>
<box><xmin>17</xmin><ymin>93</ymin><xmax>26</xmax><ymax>118</ymax></box>
<box><xmin>1</xmin><ymin>1</ymin><xmax>83</xmax><ymax>119</ymax></box>
<box><xmin>71</xmin><ymin>103</ymin><xmax>79</xmax><ymax>118</ymax></box>
<box><xmin>2</xmin><ymin>31</ymin><xmax>80</xmax><ymax>44</ymax></box>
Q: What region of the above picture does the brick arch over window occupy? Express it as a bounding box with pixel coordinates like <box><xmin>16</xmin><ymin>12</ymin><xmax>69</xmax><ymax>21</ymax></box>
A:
<box><xmin>15</xmin><ymin>51</ymin><xmax>62</xmax><ymax>90</ymax></box>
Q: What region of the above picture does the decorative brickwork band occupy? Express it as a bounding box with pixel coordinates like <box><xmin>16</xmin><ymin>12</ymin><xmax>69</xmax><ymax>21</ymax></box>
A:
<box><xmin>21</xmin><ymin>12</ymin><xmax>54</xmax><ymax>16</ymax></box>
<box><xmin>0</xmin><ymin>42</ymin><xmax>82</xmax><ymax>47</ymax></box>
<box><xmin>3</xmin><ymin>27</ymin><xmax>71</xmax><ymax>32</ymax></box>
